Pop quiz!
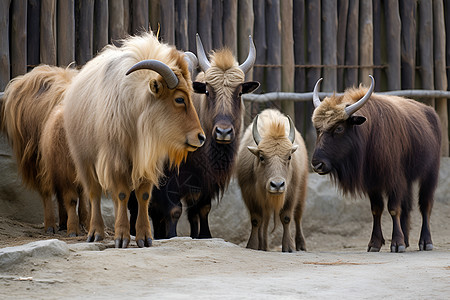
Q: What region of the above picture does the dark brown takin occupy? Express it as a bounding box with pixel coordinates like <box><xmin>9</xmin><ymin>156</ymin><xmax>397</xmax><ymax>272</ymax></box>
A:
<box><xmin>311</xmin><ymin>76</ymin><xmax>441</xmax><ymax>252</ymax></box>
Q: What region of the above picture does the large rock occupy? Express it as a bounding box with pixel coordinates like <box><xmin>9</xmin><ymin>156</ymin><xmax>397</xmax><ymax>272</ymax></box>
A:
<box><xmin>0</xmin><ymin>239</ymin><xmax>69</xmax><ymax>269</ymax></box>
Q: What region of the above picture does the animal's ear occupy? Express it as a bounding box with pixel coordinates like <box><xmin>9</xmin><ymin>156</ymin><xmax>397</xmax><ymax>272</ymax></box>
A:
<box><xmin>149</xmin><ymin>79</ymin><xmax>163</xmax><ymax>96</ymax></box>
<box><xmin>348</xmin><ymin>115</ymin><xmax>366</xmax><ymax>126</ymax></box>
<box><xmin>291</xmin><ymin>145</ymin><xmax>299</xmax><ymax>154</ymax></box>
<box><xmin>241</xmin><ymin>81</ymin><xmax>260</xmax><ymax>94</ymax></box>
<box><xmin>193</xmin><ymin>82</ymin><xmax>206</xmax><ymax>94</ymax></box>
<box><xmin>247</xmin><ymin>146</ymin><xmax>259</xmax><ymax>157</ymax></box>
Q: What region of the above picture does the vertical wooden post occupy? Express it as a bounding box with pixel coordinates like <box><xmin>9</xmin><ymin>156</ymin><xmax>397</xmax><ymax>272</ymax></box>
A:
<box><xmin>132</xmin><ymin>0</ymin><xmax>149</xmax><ymax>35</ymax></box>
<box><xmin>212</xmin><ymin>0</ymin><xmax>223</xmax><ymax>50</ymax></box>
<box><xmin>76</xmin><ymin>0</ymin><xmax>94</xmax><ymax>66</ymax></box>
<box><xmin>359</xmin><ymin>0</ymin><xmax>373</xmax><ymax>86</ymax></box>
<box><xmin>336</xmin><ymin>0</ymin><xmax>348</xmax><ymax>92</ymax></box>
<box><xmin>175</xmin><ymin>0</ymin><xmax>188</xmax><ymax>51</ymax></box>
<box><xmin>433</xmin><ymin>0</ymin><xmax>449</xmax><ymax>156</ymax></box>
<box><xmin>149</xmin><ymin>0</ymin><xmax>160</xmax><ymax>34</ymax></box>
<box><xmin>384</xmin><ymin>0</ymin><xmax>401</xmax><ymax>90</ymax></box>
<box><xmin>322</xmin><ymin>0</ymin><xmax>337</xmax><ymax>92</ymax></box>
<box><xmin>93</xmin><ymin>0</ymin><xmax>108</xmax><ymax>55</ymax></box>
<box><xmin>27</xmin><ymin>0</ymin><xmax>40</xmax><ymax>71</ymax></box>
<box><xmin>198</xmin><ymin>0</ymin><xmax>212</xmax><ymax>52</ymax></box>
<box><xmin>123</xmin><ymin>0</ymin><xmax>130</xmax><ymax>35</ymax></box>
<box><xmin>160</xmin><ymin>0</ymin><xmax>175</xmax><ymax>44</ymax></box>
<box><xmin>372</xmin><ymin>0</ymin><xmax>382</xmax><ymax>91</ymax></box>
<box><xmin>187</xmin><ymin>0</ymin><xmax>197</xmax><ymax>52</ymax></box>
<box><xmin>252</xmin><ymin>0</ymin><xmax>266</xmax><ymax>91</ymax></box>
<box><xmin>281</xmin><ymin>0</ymin><xmax>294</xmax><ymax>118</ymax></box>
<box><xmin>345</xmin><ymin>0</ymin><xmax>358</xmax><ymax>88</ymax></box>
<box><xmin>265</xmin><ymin>0</ymin><xmax>280</xmax><ymax>94</ymax></box>
<box><xmin>11</xmin><ymin>0</ymin><xmax>27</xmax><ymax>78</ymax></box>
<box><xmin>0</xmin><ymin>0</ymin><xmax>10</xmax><ymax>90</ymax></box>
<box><xmin>306</xmin><ymin>0</ymin><xmax>321</xmax><ymax>91</ymax></box>
<box><xmin>40</xmin><ymin>0</ymin><xmax>57</xmax><ymax>65</ymax></box>
<box><xmin>58</xmin><ymin>0</ymin><xmax>75</xmax><ymax>66</ymax></box>
<box><xmin>293</xmin><ymin>0</ymin><xmax>306</xmax><ymax>133</ymax></box>
<box><xmin>109</xmin><ymin>0</ymin><xmax>125</xmax><ymax>44</ymax></box>
<box><xmin>418</xmin><ymin>0</ymin><xmax>434</xmax><ymax>107</ymax></box>
<box><xmin>399</xmin><ymin>0</ymin><xmax>417</xmax><ymax>89</ymax></box>
<box><xmin>223</xmin><ymin>0</ymin><xmax>237</xmax><ymax>56</ymax></box>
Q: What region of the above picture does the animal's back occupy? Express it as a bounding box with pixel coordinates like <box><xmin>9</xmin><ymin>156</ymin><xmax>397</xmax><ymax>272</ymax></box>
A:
<box><xmin>1</xmin><ymin>65</ymin><xmax>78</xmax><ymax>191</ymax></box>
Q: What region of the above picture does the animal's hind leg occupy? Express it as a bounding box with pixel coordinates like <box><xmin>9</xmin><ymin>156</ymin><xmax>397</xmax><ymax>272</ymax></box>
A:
<box><xmin>418</xmin><ymin>172</ymin><xmax>437</xmax><ymax>251</ymax></box>
<box><xmin>388</xmin><ymin>189</ymin><xmax>406</xmax><ymax>253</ymax></box>
<box><xmin>41</xmin><ymin>193</ymin><xmax>57</xmax><ymax>234</ymax></box>
<box><xmin>135</xmin><ymin>182</ymin><xmax>153</xmax><ymax>248</ymax></box>
<box><xmin>57</xmin><ymin>194</ymin><xmax>68</xmax><ymax>231</ymax></box>
<box><xmin>77</xmin><ymin>188</ymin><xmax>90</xmax><ymax>232</ymax></box>
<box><xmin>367</xmin><ymin>191</ymin><xmax>385</xmax><ymax>252</ymax></box>
<box><xmin>111</xmin><ymin>183</ymin><xmax>132</xmax><ymax>248</ymax></box>
<box><xmin>63</xmin><ymin>189</ymin><xmax>81</xmax><ymax>237</ymax></box>
<box><xmin>187</xmin><ymin>200</ymin><xmax>200</xmax><ymax>238</ymax></box>
<box><xmin>400</xmin><ymin>184</ymin><xmax>413</xmax><ymax>248</ymax></box>
<box><xmin>294</xmin><ymin>201</ymin><xmax>306</xmax><ymax>251</ymax></box>
<box><xmin>86</xmin><ymin>183</ymin><xmax>104</xmax><ymax>243</ymax></box>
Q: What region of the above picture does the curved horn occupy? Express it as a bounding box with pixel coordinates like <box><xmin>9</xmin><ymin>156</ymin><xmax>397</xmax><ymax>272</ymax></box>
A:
<box><xmin>287</xmin><ymin>115</ymin><xmax>295</xmax><ymax>144</ymax></box>
<box><xmin>126</xmin><ymin>60</ymin><xmax>179</xmax><ymax>89</ymax></box>
<box><xmin>184</xmin><ymin>51</ymin><xmax>198</xmax><ymax>75</ymax></box>
<box><xmin>312</xmin><ymin>78</ymin><xmax>323</xmax><ymax>108</ymax></box>
<box><xmin>252</xmin><ymin>114</ymin><xmax>262</xmax><ymax>145</ymax></box>
<box><xmin>239</xmin><ymin>35</ymin><xmax>257</xmax><ymax>74</ymax></box>
<box><xmin>196</xmin><ymin>33</ymin><xmax>211</xmax><ymax>72</ymax></box>
<box><xmin>344</xmin><ymin>75</ymin><xmax>375</xmax><ymax>117</ymax></box>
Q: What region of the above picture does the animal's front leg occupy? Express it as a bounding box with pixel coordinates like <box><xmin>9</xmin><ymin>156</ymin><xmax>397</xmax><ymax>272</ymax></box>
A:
<box><xmin>198</xmin><ymin>201</ymin><xmax>212</xmax><ymax>238</ymax></box>
<box><xmin>280</xmin><ymin>209</ymin><xmax>295</xmax><ymax>253</ymax></box>
<box><xmin>86</xmin><ymin>185</ymin><xmax>105</xmax><ymax>242</ymax></box>
<box><xmin>388</xmin><ymin>192</ymin><xmax>406</xmax><ymax>253</ymax></box>
<box><xmin>63</xmin><ymin>190</ymin><xmax>81</xmax><ymax>237</ymax></box>
<box><xmin>367</xmin><ymin>191</ymin><xmax>385</xmax><ymax>252</ymax></box>
<box><xmin>112</xmin><ymin>185</ymin><xmax>131</xmax><ymax>248</ymax></box>
<box><xmin>135</xmin><ymin>182</ymin><xmax>153</xmax><ymax>247</ymax></box>
<box><xmin>41</xmin><ymin>192</ymin><xmax>57</xmax><ymax>234</ymax></box>
<box><xmin>247</xmin><ymin>212</ymin><xmax>262</xmax><ymax>250</ymax></box>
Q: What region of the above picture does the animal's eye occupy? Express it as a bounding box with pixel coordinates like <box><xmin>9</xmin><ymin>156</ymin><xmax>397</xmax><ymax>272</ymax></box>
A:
<box><xmin>205</xmin><ymin>90</ymin><xmax>209</xmax><ymax>96</ymax></box>
<box><xmin>259</xmin><ymin>155</ymin><xmax>265</xmax><ymax>162</ymax></box>
<box><xmin>334</xmin><ymin>125</ymin><xmax>344</xmax><ymax>134</ymax></box>
<box><xmin>288</xmin><ymin>155</ymin><xmax>292</xmax><ymax>160</ymax></box>
<box><xmin>175</xmin><ymin>97</ymin><xmax>185</xmax><ymax>104</ymax></box>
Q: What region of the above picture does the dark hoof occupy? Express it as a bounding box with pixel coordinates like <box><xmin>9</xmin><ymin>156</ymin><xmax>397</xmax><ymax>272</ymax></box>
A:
<box><xmin>46</xmin><ymin>227</ymin><xmax>56</xmax><ymax>234</ymax></box>
<box><xmin>419</xmin><ymin>243</ymin><xmax>433</xmax><ymax>251</ymax></box>
<box><xmin>368</xmin><ymin>246</ymin><xmax>381</xmax><ymax>252</ymax></box>
<box><xmin>94</xmin><ymin>234</ymin><xmax>103</xmax><ymax>242</ymax></box>
<box><xmin>115</xmin><ymin>238</ymin><xmax>129</xmax><ymax>248</ymax></box>
<box><xmin>391</xmin><ymin>245</ymin><xmax>406</xmax><ymax>253</ymax></box>
<box><xmin>136</xmin><ymin>238</ymin><xmax>152</xmax><ymax>248</ymax></box>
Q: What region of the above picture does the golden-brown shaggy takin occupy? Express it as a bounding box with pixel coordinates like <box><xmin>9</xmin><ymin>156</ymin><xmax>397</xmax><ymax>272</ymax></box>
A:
<box><xmin>311</xmin><ymin>76</ymin><xmax>441</xmax><ymax>252</ymax></box>
<box><xmin>63</xmin><ymin>32</ymin><xmax>205</xmax><ymax>248</ymax></box>
<box><xmin>1</xmin><ymin>65</ymin><xmax>88</xmax><ymax>235</ymax></box>
<box><xmin>237</xmin><ymin>109</ymin><xmax>308</xmax><ymax>252</ymax></box>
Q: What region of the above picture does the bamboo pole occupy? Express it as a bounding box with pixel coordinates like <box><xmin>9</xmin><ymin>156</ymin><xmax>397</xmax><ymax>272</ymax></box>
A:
<box><xmin>238</xmin><ymin>0</ymin><xmax>254</xmax><ymax>80</ymax></box>
<box><xmin>265</xmin><ymin>0</ymin><xmax>280</xmax><ymax>93</ymax></box>
<box><xmin>385</xmin><ymin>0</ymin><xmax>401</xmax><ymax>90</ymax></box>
<box><xmin>27</xmin><ymin>0</ymin><xmax>40</xmax><ymax>71</ymax></box>
<box><xmin>109</xmin><ymin>0</ymin><xmax>125</xmax><ymax>44</ymax></box>
<box><xmin>58</xmin><ymin>0</ymin><xmax>75</xmax><ymax>66</ymax></box>
<box><xmin>223</xmin><ymin>0</ymin><xmax>237</xmax><ymax>56</ymax></box>
<box><xmin>252</xmin><ymin>0</ymin><xmax>266</xmax><ymax>91</ymax></box>
<box><xmin>187</xmin><ymin>0</ymin><xmax>197</xmax><ymax>52</ymax></box>
<box><xmin>149</xmin><ymin>0</ymin><xmax>160</xmax><ymax>34</ymax></box>
<box><xmin>359</xmin><ymin>0</ymin><xmax>373</xmax><ymax>86</ymax></box>
<box><xmin>345</xmin><ymin>0</ymin><xmax>358</xmax><ymax>88</ymax></box>
<box><xmin>10</xmin><ymin>0</ymin><xmax>27</xmax><ymax>78</ymax></box>
<box><xmin>418</xmin><ymin>0</ymin><xmax>434</xmax><ymax>107</ymax></box>
<box><xmin>0</xmin><ymin>0</ymin><xmax>10</xmax><ymax>90</ymax></box>
<box><xmin>433</xmin><ymin>0</ymin><xmax>449</xmax><ymax>156</ymax></box>
<box><xmin>40</xmin><ymin>0</ymin><xmax>57</xmax><ymax>65</ymax></box>
<box><xmin>399</xmin><ymin>0</ymin><xmax>416</xmax><ymax>89</ymax></box>
<box><xmin>281</xmin><ymin>0</ymin><xmax>294</xmax><ymax>118</ymax></box>
<box><xmin>372</xmin><ymin>0</ymin><xmax>382</xmax><ymax>91</ymax></box>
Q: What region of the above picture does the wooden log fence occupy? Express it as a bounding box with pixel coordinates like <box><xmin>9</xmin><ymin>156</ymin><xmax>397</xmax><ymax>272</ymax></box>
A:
<box><xmin>0</xmin><ymin>0</ymin><xmax>449</xmax><ymax>155</ymax></box>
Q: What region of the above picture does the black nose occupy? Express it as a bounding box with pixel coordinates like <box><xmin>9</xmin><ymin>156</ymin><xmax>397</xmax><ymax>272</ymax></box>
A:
<box><xmin>311</xmin><ymin>161</ymin><xmax>328</xmax><ymax>174</ymax></box>
<box><xmin>198</xmin><ymin>133</ymin><xmax>206</xmax><ymax>145</ymax></box>
<box><xmin>215</xmin><ymin>127</ymin><xmax>233</xmax><ymax>136</ymax></box>
<box><xmin>270</xmin><ymin>180</ymin><xmax>285</xmax><ymax>191</ymax></box>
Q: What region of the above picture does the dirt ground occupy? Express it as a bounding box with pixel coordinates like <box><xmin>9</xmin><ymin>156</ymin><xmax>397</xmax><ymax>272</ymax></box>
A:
<box><xmin>0</xmin><ymin>198</ymin><xmax>449</xmax><ymax>299</ymax></box>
